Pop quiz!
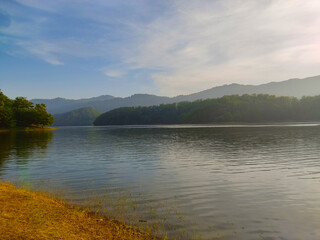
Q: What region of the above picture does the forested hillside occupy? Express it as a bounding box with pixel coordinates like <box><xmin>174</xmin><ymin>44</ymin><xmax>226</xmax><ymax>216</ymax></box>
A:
<box><xmin>94</xmin><ymin>94</ymin><xmax>320</xmax><ymax>125</ymax></box>
<box><xmin>53</xmin><ymin>107</ymin><xmax>101</xmax><ymax>126</ymax></box>
<box><xmin>0</xmin><ymin>91</ymin><xmax>53</xmax><ymax>128</ymax></box>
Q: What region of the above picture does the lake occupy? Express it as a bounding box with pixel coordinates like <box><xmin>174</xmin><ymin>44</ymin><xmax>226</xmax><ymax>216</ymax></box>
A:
<box><xmin>1</xmin><ymin>124</ymin><xmax>320</xmax><ymax>240</ymax></box>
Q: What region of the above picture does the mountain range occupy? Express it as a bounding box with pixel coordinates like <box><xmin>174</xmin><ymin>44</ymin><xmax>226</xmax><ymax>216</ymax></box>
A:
<box><xmin>32</xmin><ymin>75</ymin><xmax>320</xmax><ymax>116</ymax></box>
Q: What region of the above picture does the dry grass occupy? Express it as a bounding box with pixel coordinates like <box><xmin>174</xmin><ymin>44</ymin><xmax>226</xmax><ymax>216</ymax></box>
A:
<box><xmin>0</xmin><ymin>182</ymin><xmax>155</xmax><ymax>240</ymax></box>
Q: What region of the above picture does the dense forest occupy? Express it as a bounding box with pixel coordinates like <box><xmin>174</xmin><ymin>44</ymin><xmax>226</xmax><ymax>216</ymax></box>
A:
<box><xmin>53</xmin><ymin>107</ymin><xmax>101</xmax><ymax>126</ymax></box>
<box><xmin>94</xmin><ymin>94</ymin><xmax>320</xmax><ymax>125</ymax></box>
<box><xmin>0</xmin><ymin>91</ymin><xmax>53</xmax><ymax>128</ymax></box>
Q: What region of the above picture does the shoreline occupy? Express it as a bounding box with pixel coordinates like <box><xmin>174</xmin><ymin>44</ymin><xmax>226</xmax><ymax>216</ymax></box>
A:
<box><xmin>0</xmin><ymin>127</ymin><xmax>57</xmax><ymax>133</ymax></box>
<box><xmin>0</xmin><ymin>182</ymin><xmax>154</xmax><ymax>240</ymax></box>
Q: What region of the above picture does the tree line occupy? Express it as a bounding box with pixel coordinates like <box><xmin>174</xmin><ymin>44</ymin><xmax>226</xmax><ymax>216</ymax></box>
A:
<box><xmin>0</xmin><ymin>91</ymin><xmax>53</xmax><ymax>128</ymax></box>
<box><xmin>94</xmin><ymin>94</ymin><xmax>320</xmax><ymax>125</ymax></box>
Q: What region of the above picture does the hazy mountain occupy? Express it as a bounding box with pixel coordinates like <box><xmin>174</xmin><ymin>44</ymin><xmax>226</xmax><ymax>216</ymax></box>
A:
<box><xmin>52</xmin><ymin>107</ymin><xmax>101</xmax><ymax>126</ymax></box>
<box><xmin>32</xmin><ymin>75</ymin><xmax>320</xmax><ymax>115</ymax></box>
<box><xmin>32</xmin><ymin>95</ymin><xmax>115</xmax><ymax>114</ymax></box>
<box><xmin>33</xmin><ymin>94</ymin><xmax>172</xmax><ymax>114</ymax></box>
<box><xmin>172</xmin><ymin>75</ymin><xmax>320</xmax><ymax>102</ymax></box>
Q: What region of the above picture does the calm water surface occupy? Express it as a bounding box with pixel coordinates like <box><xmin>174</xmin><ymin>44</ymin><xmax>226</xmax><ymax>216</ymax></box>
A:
<box><xmin>1</xmin><ymin>125</ymin><xmax>320</xmax><ymax>240</ymax></box>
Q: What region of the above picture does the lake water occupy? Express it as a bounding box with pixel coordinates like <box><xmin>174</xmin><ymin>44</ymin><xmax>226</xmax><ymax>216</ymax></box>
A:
<box><xmin>1</xmin><ymin>124</ymin><xmax>320</xmax><ymax>240</ymax></box>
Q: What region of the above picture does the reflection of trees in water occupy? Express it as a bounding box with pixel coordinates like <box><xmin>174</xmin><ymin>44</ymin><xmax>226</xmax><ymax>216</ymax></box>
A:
<box><xmin>98</xmin><ymin>126</ymin><xmax>320</xmax><ymax>169</ymax></box>
<box><xmin>103</xmin><ymin>126</ymin><xmax>320</xmax><ymax>147</ymax></box>
<box><xmin>0</xmin><ymin>131</ymin><xmax>53</xmax><ymax>168</ymax></box>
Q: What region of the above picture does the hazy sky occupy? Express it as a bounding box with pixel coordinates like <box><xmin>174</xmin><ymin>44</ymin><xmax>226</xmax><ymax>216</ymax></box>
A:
<box><xmin>1</xmin><ymin>0</ymin><xmax>320</xmax><ymax>99</ymax></box>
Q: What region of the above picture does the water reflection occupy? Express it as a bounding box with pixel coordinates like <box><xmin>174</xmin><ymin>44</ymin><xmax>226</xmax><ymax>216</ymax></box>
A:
<box><xmin>0</xmin><ymin>130</ymin><xmax>53</xmax><ymax>168</ymax></box>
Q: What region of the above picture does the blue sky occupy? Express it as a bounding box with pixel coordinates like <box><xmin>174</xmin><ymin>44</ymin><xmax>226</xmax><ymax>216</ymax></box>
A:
<box><xmin>1</xmin><ymin>0</ymin><xmax>320</xmax><ymax>99</ymax></box>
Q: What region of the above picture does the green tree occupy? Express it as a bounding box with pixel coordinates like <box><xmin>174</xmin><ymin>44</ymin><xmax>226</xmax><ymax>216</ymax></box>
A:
<box><xmin>0</xmin><ymin>91</ymin><xmax>15</xmax><ymax>127</ymax></box>
<box><xmin>0</xmin><ymin>91</ymin><xmax>53</xmax><ymax>128</ymax></box>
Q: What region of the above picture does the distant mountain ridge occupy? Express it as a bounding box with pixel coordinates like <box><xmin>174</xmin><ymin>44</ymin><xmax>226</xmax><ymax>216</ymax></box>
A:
<box><xmin>33</xmin><ymin>94</ymin><xmax>172</xmax><ymax>114</ymax></box>
<box><xmin>32</xmin><ymin>75</ymin><xmax>320</xmax><ymax>114</ymax></box>
<box><xmin>32</xmin><ymin>95</ymin><xmax>115</xmax><ymax>114</ymax></box>
<box><xmin>172</xmin><ymin>76</ymin><xmax>320</xmax><ymax>102</ymax></box>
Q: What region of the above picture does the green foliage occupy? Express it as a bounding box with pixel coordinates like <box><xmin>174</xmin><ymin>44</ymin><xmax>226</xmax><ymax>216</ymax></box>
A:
<box><xmin>94</xmin><ymin>94</ymin><xmax>320</xmax><ymax>125</ymax></box>
<box><xmin>53</xmin><ymin>107</ymin><xmax>101</xmax><ymax>126</ymax></box>
<box><xmin>0</xmin><ymin>91</ymin><xmax>15</xmax><ymax>127</ymax></box>
<box><xmin>0</xmin><ymin>91</ymin><xmax>53</xmax><ymax>128</ymax></box>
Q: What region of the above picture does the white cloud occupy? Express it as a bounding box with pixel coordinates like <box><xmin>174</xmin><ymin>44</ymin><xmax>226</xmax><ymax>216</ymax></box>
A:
<box><xmin>17</xmin><ymin>41</ymin><xmax>64</xmax><ymax>65</ymax></box>
<box><xmin>104</xmin><ymin>70</ymin><xmax>124</xmax><ymax>78</ymax></box>
<box><xmin>43</xmin><ymin>58</ymin><xmax>63</xmax><ymax>65</ymax></box>
<box><xmin>124</xmin><ymin>0</ymin><xmax>320</xmax><ymax>95</ymax></box>
<box><xmin>2</xmin><ymin>0</ymin><xmax>320</xmax><ymax>94</ymax></box>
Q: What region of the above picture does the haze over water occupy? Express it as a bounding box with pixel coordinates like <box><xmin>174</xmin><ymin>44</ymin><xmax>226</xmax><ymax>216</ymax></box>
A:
<box><xmin>1</xmin><ymin>124</ymin><xmax>320</xmax><ymax>240</ymax></box>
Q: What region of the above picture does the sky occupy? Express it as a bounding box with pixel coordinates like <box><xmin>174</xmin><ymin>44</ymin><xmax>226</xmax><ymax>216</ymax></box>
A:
<box><xmin>1</xmin><ymin>0</ymin><xmax>320</xmax><ymax>99</ymax></box>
